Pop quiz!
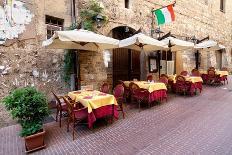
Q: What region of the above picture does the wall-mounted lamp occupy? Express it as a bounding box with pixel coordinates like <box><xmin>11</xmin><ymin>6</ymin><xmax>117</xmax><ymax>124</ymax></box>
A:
<box><xmin>95</xmin><ymin>14</ymin><xmax>104</xmax><ymax>28</ymax></box>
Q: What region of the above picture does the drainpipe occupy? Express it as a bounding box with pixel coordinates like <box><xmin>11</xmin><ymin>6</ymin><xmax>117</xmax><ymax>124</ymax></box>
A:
<box><xmin>71</xmin><ymin>0</ymin><xmax>76</xmax><ymax>23</ymax></box>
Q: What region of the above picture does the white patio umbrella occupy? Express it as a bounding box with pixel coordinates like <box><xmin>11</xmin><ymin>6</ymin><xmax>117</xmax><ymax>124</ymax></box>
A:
<box><xmin>161</xmin><ymin>36</ymin><xmax>194</xmax><ymax>52</ymax></box>
<box><xmin>119</xmin><ymin>33</ymin><xmax>167</xmax><ymax>51</ymax></box>
<box><xmin>119</xmin><ymin>33</ymin><xmax>167</xmax><ymax>80</ymax></box>
<box><xmin>194</xmin><ymin>40</ymin><xmax>225</xmax><ymax>51</ymax></box>
<box><xmin>42</xmin><ymin>29</ymin><xmax>119</xmax><ymax>51</ymax></box>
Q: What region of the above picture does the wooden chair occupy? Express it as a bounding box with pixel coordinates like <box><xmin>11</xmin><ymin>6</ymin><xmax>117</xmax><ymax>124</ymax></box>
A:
<box><xmin>129</xmin><ymin>82</ymin><xmax>149</xmax><ymax>112</ymax></box>
<box><xmin>52</xmin><ymin>92</ymin><xmax>67</xmax><ymax>127</ymax></box>
<box><xmin>63</xmin><ymin>96</ymin><xmax>88</xmax><ymax>140</ymax></box>
<box><xmin>100</xmin><ymin>82</ymin><xmax>110</xmax><ymax>94</ymax></box>
<box><xmin>129</xmin><ymin>82</ymin><xmax>140</xmax><ymax>104</ymax></box>
<box><xmin>207</xmin><ymin>69</ymin><xmax>221</xmax><ymax>85</ymax></box>
<box><xmin>160</xmin><ymin>74</ymin><xmax>169</xmax><ymax>79</ymax></box>
<box><xmin>208</xmin><ymin>67</ymin><xmax>215</xmax><ymax>71</ymax></box>
<box><xmin>180</xmin><ymin>71</ymin><xmax>188</xmax><ymax>76</ymax></box>
<box><xmin>118</xmin><ymin>80</ymin><xmax>130</xmax><ymax>101</ymax></box>
<box><xmin>147</xmin><ymin>75</ymin><xmax>153</xmax><ymax>82</ymax></box>
<box><xmin>175</xmin><ymin>75</ymin><xmax>191</xmax><ymax>96</ymax></box>
<box><xmin>191</xmin><ymin>69</ymin><xmax>200</xmax><ymax>76</ymax></box>
<box><xmin>113</xmin><ymin>84</ymin><xmax>125</xmax><ymax>118</ymax></box>
<box><xmin>221</xmin><ymin>67</ymin><xmax>228</xmax><ymax>84</ymax></box>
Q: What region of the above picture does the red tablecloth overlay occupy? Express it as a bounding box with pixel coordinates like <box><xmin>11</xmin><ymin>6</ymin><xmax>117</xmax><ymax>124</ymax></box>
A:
<box><xmin>88</xmin><ymin>105</ymin><xmax>118</xmax><ymax>128</ymax></box>
<box><xmin>169</xmin><ymin>80</ymin><xmax>202</xmax><ymax>96</ymax></box>
<box><xmin>148</xmin><ymin>90</ymin><xmax>167</xmax><ymax>102</ymax></box>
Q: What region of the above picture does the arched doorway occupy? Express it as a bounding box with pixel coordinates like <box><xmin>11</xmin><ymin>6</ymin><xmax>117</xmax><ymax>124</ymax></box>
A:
<box><xmin>112</xmin><ymin>26</ymin><xmax>141</xmax><ymax>87</ymax></box>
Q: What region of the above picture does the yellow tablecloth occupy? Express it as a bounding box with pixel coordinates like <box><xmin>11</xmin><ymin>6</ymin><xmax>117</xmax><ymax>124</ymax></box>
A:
<box><xmin>123</xmin><ymin>81</ymin><xmax>167</xmax><ymax>93</ymax></box>
<box><xmin>68</xmin><ymin>90</ymin><xmax>117</xmax><ymax>113</ymax></box>
<box><xmin>199</xmin><ymin>70</ymin><xmax>229</xmax><ymax>77</ymax></box>
<box><xmin>168</xmin><ymin>75</ymin><xmax>203</xmax><ymax>83</ymax></box>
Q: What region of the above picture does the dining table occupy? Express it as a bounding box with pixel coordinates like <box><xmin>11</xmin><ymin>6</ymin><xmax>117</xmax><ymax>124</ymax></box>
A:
<box><xmin>68</xmin><ymin>90</ymin><xmax>118</xmax><ymax>128</ymax></box>
<box><xmin>123</xmin><ymin>81</ymin><xmax>167</xmax><ymax>102</ymax></box>
<box><xmin>168</xmin><ymin>75</ymin><xmax>203</xmax><ymax>95</ymax></box>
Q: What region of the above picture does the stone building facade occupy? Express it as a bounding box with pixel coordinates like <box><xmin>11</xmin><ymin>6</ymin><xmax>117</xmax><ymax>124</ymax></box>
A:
<box><xmin>78</xmin><ymin>0</ymin><xmax>232</xmax><ymax>89</ymax></box>
<box><xmin>0</xmin><ymin>0</ymin><xmax>232</xmax><ymax>101</ymax></box>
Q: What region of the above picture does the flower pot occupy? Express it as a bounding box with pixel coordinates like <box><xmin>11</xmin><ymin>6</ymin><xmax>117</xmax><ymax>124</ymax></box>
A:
<box><xmin>24</xmin><ymin>129</ymin><xmax>46</xmax><ymax>153</ymax></box>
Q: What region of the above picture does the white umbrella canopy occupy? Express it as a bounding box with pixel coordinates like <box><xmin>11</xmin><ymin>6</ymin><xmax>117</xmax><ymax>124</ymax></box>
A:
<box><xmin>119</xmin><ymin>33</ymin><xmax>167</xmax><ymax>51</ymax></box>
<box><xmin>42</xmin><ymin>29</ymin><xmax>119</xmax><ymax>51</ymax></box>
<box><xmin>194</xmin><ymin>40</ymin><xmax>225</xmax><ymax>51</ymax></box>
<box><xmin>161</xmin><ymin>37</ymin><xmax>194</xmax><ymax>51</ymax></box>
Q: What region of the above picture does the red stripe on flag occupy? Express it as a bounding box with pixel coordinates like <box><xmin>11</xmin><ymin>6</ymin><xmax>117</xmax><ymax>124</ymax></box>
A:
<box><xmin>167</xmin><ymin>5</ymin><xmax>175</xmax><ymax>21</ymax></box>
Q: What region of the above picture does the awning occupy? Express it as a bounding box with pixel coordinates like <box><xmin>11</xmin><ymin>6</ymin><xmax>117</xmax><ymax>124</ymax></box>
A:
<box><xmin>119</xmin><ymin>33</ymin><xmax>167</xmax><ymax>52</ymax></box>
<box><xmin>194</xmin><ymin>40</ymin><xmax>225</xmax><ymax>51</ymax></box>
<box><xmin>161</xmin><ymin>37</ymin><xmax>194</xmax><ymax>51</ymax></box>
<box><xmin>42</xmin><ymin>29</ymin><xmax>119</xmax><ymax>51</ymax></box>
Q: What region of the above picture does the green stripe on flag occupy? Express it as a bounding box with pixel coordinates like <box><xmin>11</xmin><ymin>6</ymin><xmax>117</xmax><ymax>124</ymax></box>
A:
<box><xmin>154</xmin><ymin>9</ymin><xmax>165</xmax><ymax>25</ymax></box>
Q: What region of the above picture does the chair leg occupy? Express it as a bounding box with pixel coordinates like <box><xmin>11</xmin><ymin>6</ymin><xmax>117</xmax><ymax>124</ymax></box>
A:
<box><xmin>120</xmin><ymin>104</ymin><xmax>125</xmax><ymax>119</ymax></box>
<box><xmin>56</xmin><ymin>109</ymin><xmax>59</xmax><ymax>122</ymax></box>
<box><xmin>59</xmin><ymin>110</ymin><xmax>62</xmax><ymax>127</ymax></box>
<box><xmin>138</xmin><ymin>100</ymin><xmax>141</xmax><ymax>112</ymax></box>
<box><xmin>67</xmin><ymin>117</ymin><xmax>70</xmax><ymax>132</ymax></box>
<box><xmin>73</xmin><ymin>120</ymin><xmax>75</xmax><ymax>141</ymax></box>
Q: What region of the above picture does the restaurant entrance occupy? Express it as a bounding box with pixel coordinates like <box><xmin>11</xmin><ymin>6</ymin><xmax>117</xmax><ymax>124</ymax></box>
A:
<box><xmin>112</xmin><ymin>26</ymin><xmax>141</xmax><ymax>87</ymax></box>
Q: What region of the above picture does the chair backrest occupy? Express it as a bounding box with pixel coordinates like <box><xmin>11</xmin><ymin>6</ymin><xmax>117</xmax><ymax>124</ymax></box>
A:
<box><xmin>113</xmin><ymin>84</ymin><xmax>124</xmax><ymax>98</ymax></box>
<box><xmin>180</xmin><ymin>71</ymin><xmax>188</xmax><ymax>76</ymax></box>
<box><xmin>63</xmin><ymin>96</ymin><xmax>74</xmax><ymax>117</ymax></box>
<box><xmin>209</xmin><ymin>67</ymin><xmax>215</xmax><ymax>71</ymax></box>
<box><xmin>52</xmin><ymin>92</ymin><xmax>62</xmax><ymax>107</ymax></box>
<box><xmin>176</xmin><ymin>75</ymin><xmax>186</xmax><ymax>82</ymax></box>
<box><xmin>160</xmin><ymin>74</ymin><xmax>169</xmax><ymax>79</ymax></box>
<box><xmin>191</xmin><ymin>69</ymin><xmax>200</xmax><ymax>76</ymax></box>
<box><xmin>100</xmin><ymin>82</ymin><xmax>110</xmax><ymax>93</ymax></box>
<box><xmin>159</xmin><ymin>76</ymin><xmax>168</xmax><ymax>85</ymax></box>
<box><xmin>208</xmin><ymin>69</ymin><xmax>216</xmax><ymax>78</ymax></box>
<box><xmin>129</xmin><ymin>82</ymin><xmax>140</xmax><ymax>94</ymax></box>
<box><xmin>147</xmin><ymin>75</ymin><xmax>153</xmax><ymax>82</ymax></box>
<box><xmin>221</xmin><ymin>67</ymin><xmax>228</xmax><ymax>71</ymax></box>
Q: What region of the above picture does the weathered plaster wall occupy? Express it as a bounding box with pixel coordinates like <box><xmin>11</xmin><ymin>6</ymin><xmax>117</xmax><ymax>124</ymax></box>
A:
<box><xmin>0</xmin><ymin>0</ymin><xmax>72</xmax><ymax>99</ymax></box>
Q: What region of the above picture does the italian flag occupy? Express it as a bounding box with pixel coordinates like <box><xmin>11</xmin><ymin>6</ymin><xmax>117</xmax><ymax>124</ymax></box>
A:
<box><xmin>153</xmin><ymin>5</ymin><xmax>175</xmax><ymax>25</ymax></box>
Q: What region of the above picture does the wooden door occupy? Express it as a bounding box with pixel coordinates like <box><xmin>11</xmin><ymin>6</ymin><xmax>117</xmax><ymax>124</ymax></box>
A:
<box><xmin>113</xmin><ymin>48</ymin><xmax>129</xmax><ymax>86</ymax></box>
<box><xmin>216</xmin><ymin>50</ymin><xmax>222</xmax><ymax>69</ymax></box>
<box><xmin>130</xmin><ymin>50</ymin><xmax>141</xmax><ymax>80</ymax></box>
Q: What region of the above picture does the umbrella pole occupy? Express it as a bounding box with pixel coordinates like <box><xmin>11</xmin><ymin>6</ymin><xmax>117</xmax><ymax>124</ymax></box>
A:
<box><xmin>195</xmin><ymin>50</ymin><xmax>199</xmax><ymax>69</ymax></box>
<box><xmin>158</xmin><ymin>51</ymin><xmax>161</xmax><ymax>78</ymax></box>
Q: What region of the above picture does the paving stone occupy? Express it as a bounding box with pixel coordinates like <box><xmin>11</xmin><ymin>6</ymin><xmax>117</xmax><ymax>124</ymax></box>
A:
<box><xmin>1</xmin><ymin>77</ymin><xmax>232</xmax><ymax>155</ymax></box>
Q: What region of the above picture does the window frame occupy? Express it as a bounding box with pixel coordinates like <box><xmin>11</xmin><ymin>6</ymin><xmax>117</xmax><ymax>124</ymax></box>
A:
<box><xmin>45</xmin><ymin>15</ymin><xmax>64</xmax><ymax>39</ymax></box>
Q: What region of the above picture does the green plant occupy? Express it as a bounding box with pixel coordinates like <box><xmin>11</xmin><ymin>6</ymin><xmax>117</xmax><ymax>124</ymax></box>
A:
<box><xmin>80</xmin><ymin>0</ymin><xmax>107</xmax><ymax>31</ymax></box>
<box><xmin>2</xmin><ymin>87</ymin><xmax>49</xmax><ymax>137</ymax></box>
<box><xmin>63</xmin><ymin>50</ymin><xmax>75</xmax><ymax>86</ymax></box>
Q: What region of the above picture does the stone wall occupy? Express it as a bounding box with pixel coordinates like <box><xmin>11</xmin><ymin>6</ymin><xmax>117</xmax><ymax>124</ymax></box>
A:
<box><xmin>1</xmin><ymin>0</ymin><xmax>232</xmax><ymax>100</ymax></box>
<box><xmin>77</xmin><ymin>0</ymin><xmax>232</xmax><ymax>88</ymax></box>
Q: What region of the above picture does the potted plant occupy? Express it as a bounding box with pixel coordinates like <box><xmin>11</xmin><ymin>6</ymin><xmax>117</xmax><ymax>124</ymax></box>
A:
<box><xmin>2</xmin><ymin>86</ymin><xmax>49</xmax><ymax>153</ymax></box>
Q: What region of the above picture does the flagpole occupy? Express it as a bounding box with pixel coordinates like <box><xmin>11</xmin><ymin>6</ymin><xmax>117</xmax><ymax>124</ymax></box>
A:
<box><xmin>152</xmin><ymin>0</ymin><xmax>176</xmax><ymax>12</ymax></box>
<box><xmin>151</xmin><ymin>8</ymin><xmax>154</xmax><ymax>37</ymax></box>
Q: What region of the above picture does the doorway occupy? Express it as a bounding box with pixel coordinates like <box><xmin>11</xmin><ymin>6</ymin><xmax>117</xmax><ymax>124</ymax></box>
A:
<box><xmin>216</xmin><ymin>50</ymin><xmax>222</xmax><ymax>69</ymax></box>
<box><xmin>112</xmin><ymin>26</ymin><xmax>140</xmax><ymax>87</ymax></box>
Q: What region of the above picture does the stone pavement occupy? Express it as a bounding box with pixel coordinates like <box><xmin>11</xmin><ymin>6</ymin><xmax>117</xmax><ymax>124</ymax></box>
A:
<box><xmin>1</xmin><ymin>79</ymin><xmax>232</xmax><ymax>155</ymax></box>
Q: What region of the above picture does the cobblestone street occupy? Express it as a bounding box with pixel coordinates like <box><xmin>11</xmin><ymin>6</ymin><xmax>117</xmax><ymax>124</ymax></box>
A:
<box><xmin>1</xmin><ymin>78</ymin><xmax>232</xmax><ymax>155</ymax></box>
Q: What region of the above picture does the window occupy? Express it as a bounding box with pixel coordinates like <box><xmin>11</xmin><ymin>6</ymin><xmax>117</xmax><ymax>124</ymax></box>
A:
<box><xmin>220</xmin><ymin>0</ymin><xmax>225</xmax><ymax>13</ymax></box>
<box><xmin>45</xmin><ymin>15</ymin><xmax>64</xmax><ymax>39</ymax></box>
<box><xmin>125</xmin><ymin>0</ymin><xmax>129</xmax><ymax>9</ymax></box>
